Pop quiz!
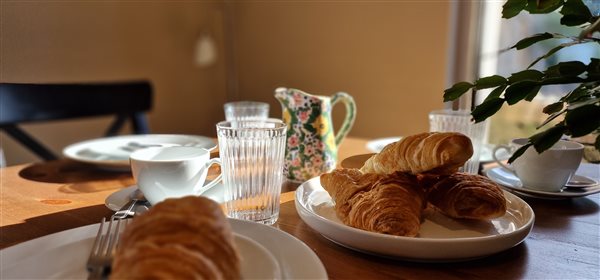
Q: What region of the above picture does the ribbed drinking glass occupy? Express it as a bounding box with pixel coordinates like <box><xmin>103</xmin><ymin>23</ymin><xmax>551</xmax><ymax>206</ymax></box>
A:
<box><xmin>223</xmin><ymin>101</ymin><xmax>269</xmax><ymax>121</ymax></box>
<box><xmin>216</xmin><ymin>119</ymin><xmax>287</xmax><ymax>225</ymax></box>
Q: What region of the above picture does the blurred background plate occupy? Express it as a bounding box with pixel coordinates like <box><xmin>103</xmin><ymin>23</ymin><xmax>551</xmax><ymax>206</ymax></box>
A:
<box><xmin>63</xmin><ymin>134</ymin><xmax>216</xmax><ymax>171</ymax></box>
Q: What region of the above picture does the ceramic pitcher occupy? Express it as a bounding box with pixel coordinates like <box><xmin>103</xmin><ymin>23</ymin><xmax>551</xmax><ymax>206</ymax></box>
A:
<box><xmin>275</xmin><ymin>87</ymin><xmax>356</xmax><ymax>182</ymax></box>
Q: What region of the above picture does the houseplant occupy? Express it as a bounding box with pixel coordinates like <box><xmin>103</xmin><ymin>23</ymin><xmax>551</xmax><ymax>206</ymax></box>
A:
<box><xmin>444</xmin><ymin>0</ymin><xmax>600</xmax><ymax>163</ymax></box>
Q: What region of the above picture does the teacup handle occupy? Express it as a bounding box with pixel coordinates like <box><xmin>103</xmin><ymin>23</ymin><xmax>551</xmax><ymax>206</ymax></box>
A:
<box><xmin>331</xmin><ymin>92</ymin><xmax>357</xmax><ymax>146</ymax></box>
<box><xmin>194</xmin><ymin>157</ymin><xmax>222</xmax><ymax>194</ymax></box>
<box><xmin>492</xmin><ymin>145</ymin><xmax>516</xmax><ymax>174</ymax></box>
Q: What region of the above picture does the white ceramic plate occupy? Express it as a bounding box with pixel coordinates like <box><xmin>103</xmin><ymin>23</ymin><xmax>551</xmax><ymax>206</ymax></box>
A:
<box><xmin>366</xmin><ymin>137</ymin><xmax>402</xmax><ymax>153</ymax></box>
<box><xmin>295</xmin><ymin>176</ymin><xmax>534</xmax><ymax>262</ymax></box>
<box><xmin>485</xmin><ymin>164</ymin><xmax>600</xmax><ymax>199</ymax></box>
<box><xmin>0</xmin><ymin>219</ymin><xmax>326</xmax><ymax>279</ymax></box>
<box><xmin>105</xmin><ymin>184</ymin><xmax>225</xmax><ymax>211</ymax></box>
<box><xmin>63</xmin><ymin>134</ymin><xmax>217</xmax><ymax>171</ymax></box>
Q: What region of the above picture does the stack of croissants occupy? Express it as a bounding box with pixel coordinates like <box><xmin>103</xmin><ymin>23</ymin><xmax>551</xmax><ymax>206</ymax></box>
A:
<box><xmin>321</xmin><ymin>132</ymin><xmax>507</xmax><ymax>237</ymax></box>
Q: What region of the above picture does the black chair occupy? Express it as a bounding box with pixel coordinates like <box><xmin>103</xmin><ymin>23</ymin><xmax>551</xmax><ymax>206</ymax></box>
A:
<box><xmin>0</xmin><ymin>80</ymin><xmax>153</xmax><ymax>161</ymax></box>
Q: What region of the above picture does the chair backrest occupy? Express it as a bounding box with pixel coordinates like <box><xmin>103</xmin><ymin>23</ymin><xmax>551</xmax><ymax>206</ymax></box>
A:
<box><xmin>0</xmin><ymin>80</ymin><xmax>153</xmax><ymax>161</ymax></box>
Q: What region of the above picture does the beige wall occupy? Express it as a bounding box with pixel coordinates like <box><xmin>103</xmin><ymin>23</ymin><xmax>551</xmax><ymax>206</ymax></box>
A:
<box><xmin>1</xmin><ymin>2</ymin><xmax>228</xmax><ymax>165</ymax></box>
<box><xmin>1</xmin><ymin>1</ymin><xmax>450</xmax><ymax>166</ymax></box>
<box><xmin>231</xmin><ymin>2</ymin><xmax>450</xmax><ymax>138</ymax></box>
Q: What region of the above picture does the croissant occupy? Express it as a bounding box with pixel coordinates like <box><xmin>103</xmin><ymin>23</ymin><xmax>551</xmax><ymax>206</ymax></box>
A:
<box><xmin>111</xmin><ymin>196</ymin><xmax>240</xmax><ymax>280</ymax></box>
<box><xmin>425</xmin><ymin>173</ymin><xmax>507</xmax><ymax>220</ymax></box>
<box><xmin>360</xmin><ymin>132</ymin><xmax>473</xmax><ymax>175</ymax></box>
<box><xmin>321</xmin><ymin>168</ymin><xmax>426</xmax><ymax>237</ymax></box>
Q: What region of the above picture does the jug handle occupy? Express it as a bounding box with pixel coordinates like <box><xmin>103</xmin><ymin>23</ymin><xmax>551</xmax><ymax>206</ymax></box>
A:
<box><xmin>331</xmin><ymin>92</ymin><xmax>357</xmax><ymax>146</ymax></box>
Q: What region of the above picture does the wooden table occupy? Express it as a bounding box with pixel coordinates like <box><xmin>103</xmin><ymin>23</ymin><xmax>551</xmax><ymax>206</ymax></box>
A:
<box><xmin>1</xmin><ymin>137</ymin><xmax>599</xmax><ymax>279</ymax></box>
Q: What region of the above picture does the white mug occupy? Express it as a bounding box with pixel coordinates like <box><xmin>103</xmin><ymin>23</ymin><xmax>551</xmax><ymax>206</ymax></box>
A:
<box><xmin>493</xmin><ymin>138</ymin><xmax>584</xmax><ymax>192</ymax></box>
<box><xmin>129</xmin><ymin>146</ymin><xmax>222</xmax><ymax>205</ymax></box>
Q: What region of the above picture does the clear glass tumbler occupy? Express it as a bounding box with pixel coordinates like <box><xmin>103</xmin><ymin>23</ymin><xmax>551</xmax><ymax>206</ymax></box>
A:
<box><xmin>429</xmin><ymin>109</ymin><xmax>488</xmax><ymax>174</ymax></box>
<box><xmin>216</xmin><ymin>119</ymin><xmax>287</xmax><ymax>225</ymax></box>
<box><xmin>223</xmin><ymin>101</ymin><xmax>269</xmax><ymax>121</ymax></box>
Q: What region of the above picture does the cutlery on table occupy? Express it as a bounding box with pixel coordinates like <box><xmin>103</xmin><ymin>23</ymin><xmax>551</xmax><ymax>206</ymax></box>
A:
<box><xmin>87</xmin><ymin>217</ymin><xmax>127</xmax><ymax>280</ymax></box>
<box><xmin>112</xmin><ymin>189</ymin><xmax>146</xmax><ymax>219</ymax></box>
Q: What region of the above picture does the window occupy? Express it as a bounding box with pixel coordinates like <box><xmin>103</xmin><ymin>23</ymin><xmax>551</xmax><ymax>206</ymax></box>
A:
<box><xmin>478</xmin><ymin>1</ymin><xmax>600</xmax><ymax>145</ymax></box>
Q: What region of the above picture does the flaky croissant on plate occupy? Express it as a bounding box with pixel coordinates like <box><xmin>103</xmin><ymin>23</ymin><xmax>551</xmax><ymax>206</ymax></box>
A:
<box><xmin>111</xmin><ymin>196</ymin><xmax>241</xmax><ymax>280</ymax></box>
<box><xmin>424</xmin><ymin>173</ymin><xmax>507</xmax><ymax>220</ymax></box>
<box><xmin>361</xmin><ymin>132</ymin><xmax>473</xmax><ymax>175</ymax></box>
<box><xmin>321</xmin><ymin>168</ymin><xmax>426</xmax><ymax>237</ymax></box>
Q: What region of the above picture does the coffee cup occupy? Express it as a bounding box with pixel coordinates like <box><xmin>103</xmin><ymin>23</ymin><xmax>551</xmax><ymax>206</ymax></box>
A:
<box><xmin>129</xmin><ymin>146</ymin><xmax>222</xmax><ymax>205</ymax></box>
<box><xmin>492</xmin><ymin>138</ymin><xmax>584</xmax><ymax>192</ymax></box>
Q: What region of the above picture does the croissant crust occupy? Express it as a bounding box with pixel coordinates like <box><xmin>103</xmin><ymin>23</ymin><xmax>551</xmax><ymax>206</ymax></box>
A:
<box><xmin>111</xmin><ymin>196</ymin><xmax>240</xmax><ymax>280</ymax></box>
<box><xmin>360</xmin><ymin>132</ymin><xmax>473</xmax><ymax>175</ymax></box>
<box><xmin>321</xmin><ymin>169</ymin><xmax>426</xmax><ymax>237</ymax></box>
<box><xmin>426</xmin><ymin>173</ymin><xmax>507</xmax><ymax>220</ymax></box>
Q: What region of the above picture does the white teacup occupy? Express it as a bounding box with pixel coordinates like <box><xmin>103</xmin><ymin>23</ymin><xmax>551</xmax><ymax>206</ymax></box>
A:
<box><xmin>493</xmin><ymin>138</ymin><xmax>584</xmax><ymax>192</ymax></box>
<box><xmin>129</xmin><ymin>146</ymin><xmax>222</xmax><ymax>205</ymax></box>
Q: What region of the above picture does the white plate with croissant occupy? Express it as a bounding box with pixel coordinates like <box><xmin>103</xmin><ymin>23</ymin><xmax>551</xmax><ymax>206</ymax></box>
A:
<box><xmin>296</xmin><ymin>176</ymin><xmax>534</xmax><ymax>262</ymax></box>
<box><xmin>1</xmin><ymin>197</ymin><xmax>327</xmax><ymax>279</ymax></box>
<box><xmin>297</xmin><ymin>132</ymin><xmax>535</xmax><ymax>262</ymax></box>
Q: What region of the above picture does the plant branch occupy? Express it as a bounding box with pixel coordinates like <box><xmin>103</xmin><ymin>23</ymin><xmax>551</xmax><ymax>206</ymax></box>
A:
<box><xmin>580</xmin><ymin>16</ymin><xmax>600</xmax><ymax>39</ymax></box>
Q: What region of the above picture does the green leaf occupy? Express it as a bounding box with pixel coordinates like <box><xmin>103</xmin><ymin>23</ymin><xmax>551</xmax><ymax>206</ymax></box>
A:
<box><xmin>443</xmin><ymin>82</ymin><xmax>473</xmax><ymax>102</ymax></box>
<box><xmin>565</xmin><ymin>84</ymin><xmax>593</xmax><ymax>103</ymax></box>
<box><xmin>484</xmin><ymin>85</ymin><xmax>507</xmax><ymax>102</ymax></box>
<box><xmin>505</xmin><ymin>81</ymin><xmax>541</xmax><ymax>104</ymax></box>
<box><xmin>508</xmin><ymin>69</ymin><xmax>545</xmax><ymax>83</ymax></box>
<box><xmin>508</xmin><ymin>143</ymin><xmax>532</xmax><ymax>163</ymax></box>
<box><xmin>525</xmin><ymin>0</ymin><xmax>564</xmax><ymax>14</ymax></box>
<box><xmin>565</xmin><ymin>104</ymin><xmax>600</xmax><ymax>137</ymax></box>
<box><xmin>587</xmin><ymin>58</ymin><xmax>600</xmax><ymax>79</ymax></box>
<box><xmin>475</xmin><ymin>75</ymin><xmax>507</xmax><ymax>89</ymax></box>
<box><xmin>529</xmin><ymin>124</ymin><xmax>568</xmax><ymax>153</ymax></box>
<box><xmin>503</xmin><ymin>0</ymin><xmax>527</xmax><ymax>18</ymax></box>
<box><xmin>543</xmin><ymin>102</ymin><xmax>564</xmax><ymax>114</ymax></box>
<box><xmin>560</xmin><ymin>0</ymin><xmax>593</xmax><ymax>26</ymax></box>
<box><xmin>471</xmin><ymin>98</ymin><xmax>504</xmax><ymax>123</ymax></box>
<box><xmin>537</xmin><ymin>110</ymin><xmax>567</xmax><ymax>128</ymax></box>
<box><xmin>511</xmin><ymin>32</ymin><xmax>554</xmax><ymax>50</ymax></box>
<box><xmin>527</xmin><ymin>42</ymin><xmax>575</xmax><ymax>69</ymax></box>
<box><xmin>525</xmin><ymin>85</ymin><xmax>542</xmax><ymax>101</ymax></box>
<box><xmin>545</xmin><ymin>61</ymin><xmax>587</xmax><ymax>77</ymax></box>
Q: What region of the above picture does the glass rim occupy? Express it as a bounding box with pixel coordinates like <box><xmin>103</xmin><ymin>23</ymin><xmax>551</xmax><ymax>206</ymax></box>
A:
<box><xmin>429</xmin><ymin>109</ymin><xmax>471</xmax><ymax>117</ymax></box>
<box><xmin>223</xmin><ymin>101</ymin><xmax>269</xmax><ymax>108</ymax></box>
<box><xmin>216</xmin><ymin>119</ymin><xmax>286</xmax><ymax>130</ymax></box>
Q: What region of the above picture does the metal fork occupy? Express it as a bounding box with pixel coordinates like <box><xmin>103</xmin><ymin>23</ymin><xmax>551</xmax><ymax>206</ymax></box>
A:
<box><xmin>87</xmin><ymin>217</ymin><xmax>125</xmax><ymax>279</ymax></box>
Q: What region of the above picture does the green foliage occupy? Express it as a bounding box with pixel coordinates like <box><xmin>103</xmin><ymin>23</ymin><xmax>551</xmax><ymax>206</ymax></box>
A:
<box><xmin>511</xmin><ymin>32</ymin><xmax>555</xmax><ymax>50</ymax></box>
<box><xmin>443</xmin><ymin>82</ymin><xmax>473</xmax><ymax>102</ymax></box>
<box><xmin>445</xmin><ymin>0</ymin><xmax>600</xmax><ymax>162</ymax></box>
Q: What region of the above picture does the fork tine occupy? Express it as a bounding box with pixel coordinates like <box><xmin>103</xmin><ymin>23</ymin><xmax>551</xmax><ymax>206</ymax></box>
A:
<box><xmin>88</xmin><ymin>217</ymin><xmax>106</xmax><ymax>262</ymax></box>
<box><xmin>87</xmin><ymin>218</ymin><xmax>128</xmax><ymax>279</ymax></box>
<box><xmin>97</xmin><ymin>218</ymin><xmax>114</xmax><ymax>257</ymax></box>
<box><xmin>105</xmin><ymin>218</ymin><xmax>122</xmax><ymax>257</ymax></box>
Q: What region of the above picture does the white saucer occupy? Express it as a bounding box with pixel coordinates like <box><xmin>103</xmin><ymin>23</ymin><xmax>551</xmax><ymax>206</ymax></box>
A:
<box><xmin>485</xmin><ymin>164</ymin><xmax>600</xmax><ymax>199</ymax></box>
<box><xmin>63</xmin><ymin>134</ymin><xmax>216</xmax><ymax>171</ymax></box>
<box><xmin>105</xmin><ymin>183</ymin><xmax>225</xmax><ymax>211</ymax></box>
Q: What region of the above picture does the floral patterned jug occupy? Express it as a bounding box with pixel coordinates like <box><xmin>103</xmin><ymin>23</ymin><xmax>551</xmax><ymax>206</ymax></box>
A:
<box><xmin>275</xmin><ymin>87</ymin><xmax>356</xmax><ymax>182</ymax></box>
